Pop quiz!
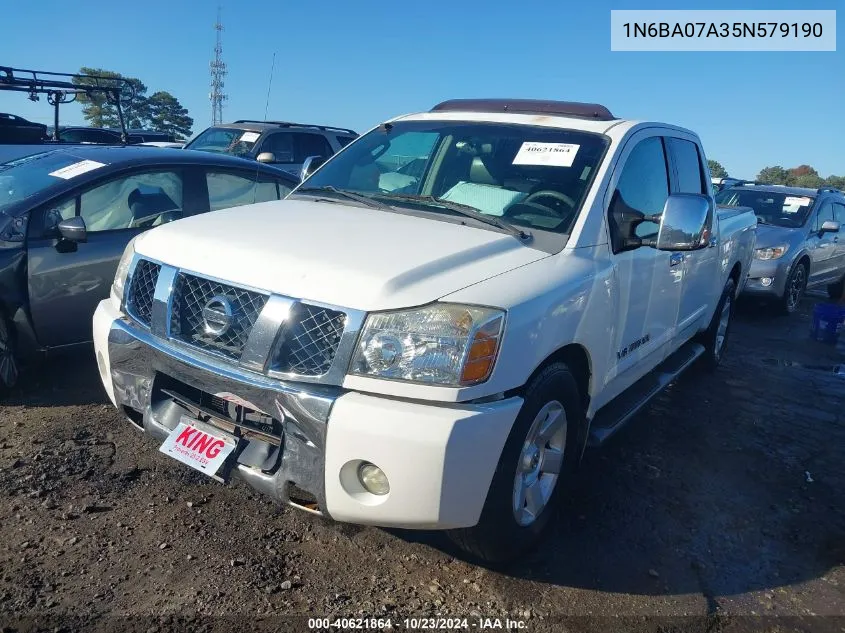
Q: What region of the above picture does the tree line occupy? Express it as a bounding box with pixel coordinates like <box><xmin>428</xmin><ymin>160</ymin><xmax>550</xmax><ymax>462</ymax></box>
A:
<box><xmin>72</xmin><ymin>67</ymin><xmax>193</xmax><ymax>139</ymax></box>
<box><xmin>708</xmin><ymin>159</ymin><xmax>844</xmax><ymax>190</ymax></box>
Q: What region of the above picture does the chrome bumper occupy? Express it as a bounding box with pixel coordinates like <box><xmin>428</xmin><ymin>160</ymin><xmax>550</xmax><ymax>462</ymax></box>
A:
<box><xmin>107</xmin><ymin>317</ymin><xmax>340</xmax><ymax>516</ymax></box>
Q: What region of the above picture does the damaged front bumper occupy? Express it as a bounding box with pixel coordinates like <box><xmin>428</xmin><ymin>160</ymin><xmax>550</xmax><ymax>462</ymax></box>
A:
<box><xmin>93</xmin><ymin>298</ymin><xmax>523</xmax><ymax>530</ymax></box>
<box><xmin>94</xmin><ymin>298</ymin><xmax>336</xmax><ymax>515</ymax></box>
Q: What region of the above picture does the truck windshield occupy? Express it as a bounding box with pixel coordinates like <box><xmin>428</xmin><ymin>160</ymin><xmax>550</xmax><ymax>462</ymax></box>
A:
<box><xmin>0</xmin><ymin>151</ymin><xmax>97</xmax><ymax>213</ymax></box>
<box><xmin>716</xmin><ymin>188</ymin><xmax>815</xmax><ymax>228</ymax></box>
<box><xmin>185</xmin><ymin>127</ymin><xmax>258</xmax><ymax>157</ymax></box>
<box><xmin>297</xmin><ymin>120</ymin><xmax>609</xmax><ymax>236</ymax></box>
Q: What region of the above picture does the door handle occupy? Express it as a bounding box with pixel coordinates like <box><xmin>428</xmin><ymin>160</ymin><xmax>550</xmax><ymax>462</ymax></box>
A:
<box><xmin>669</xmin><ymin>253</ymin><xmax>684</xmax><ymax>267</ymax></box>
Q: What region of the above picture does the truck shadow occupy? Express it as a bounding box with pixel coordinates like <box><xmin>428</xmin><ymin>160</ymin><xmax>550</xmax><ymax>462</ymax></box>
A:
<box><xmin>392</xmin><ymin>296</ymin><xmax>844</xmax><ymax>599</ymax></box>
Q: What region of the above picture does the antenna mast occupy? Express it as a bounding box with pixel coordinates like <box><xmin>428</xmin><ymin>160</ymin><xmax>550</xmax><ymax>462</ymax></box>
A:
<box><xmin>209</xmin><ymin>6</ymin><xmax>228</xmax><ymax>125</ymax></box>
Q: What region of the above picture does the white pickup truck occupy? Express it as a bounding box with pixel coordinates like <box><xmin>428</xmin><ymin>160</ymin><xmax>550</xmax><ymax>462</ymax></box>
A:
<box><xmin>93</xmin><ymin>99</ymin><xmax>756</xmax><ymax>562</ymax></box>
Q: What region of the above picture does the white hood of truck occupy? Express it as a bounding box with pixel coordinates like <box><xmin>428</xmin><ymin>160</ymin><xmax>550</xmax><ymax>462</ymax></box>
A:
<box><xmin>134</xmin><ymin>199</ymin><xmax>550</xmax><ymax>311</ymax></box>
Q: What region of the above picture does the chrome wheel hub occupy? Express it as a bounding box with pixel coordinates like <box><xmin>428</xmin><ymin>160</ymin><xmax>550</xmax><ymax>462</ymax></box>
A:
<box><xmin>513</xmin><ymin>400</ymin><xmax>567</xmax><ymax>527</ymax></box>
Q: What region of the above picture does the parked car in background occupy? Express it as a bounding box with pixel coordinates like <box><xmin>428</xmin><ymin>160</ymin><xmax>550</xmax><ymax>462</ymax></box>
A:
<box><xmin>183</xmin><ymin>120</ymin><xmax>357</xmax><ymax>178</ymax></box>
<box><xmin>711</xmin><ymin>177</ymin><xmax>744</xmax><ymax>194</ymax></box>
<box><xmin>56</xmin><ymin>127</ymin><xmax>179</xmax><ymax>144</ymax></box>
<box><xmin>716</xmin><ymin>184</ymin><xmax>845</xmax><ymax>313</ymax></box>
<box><xmin>0</xmin><ymin>113</ymin><xmax>47</xmax><ymax>143</ymax></box>
<box><xmin>94</xmin><ymin>98</ymin><xmax>756</xmax><ymax>563</ymax></box>
<box><xmin>0</xmin><ymin>146</ymin><xmax>297</xmax><ymax>392</ymax></box>
<box><xmin>139</xmin><ymin>142</ymin><xmax>184</xmax><ymax>149</ymax></box>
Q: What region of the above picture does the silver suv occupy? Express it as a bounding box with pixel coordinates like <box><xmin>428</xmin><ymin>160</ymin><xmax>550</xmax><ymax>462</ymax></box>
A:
<box><xmin>184</xmin><ymin>120</ymin><xmax>358</xmax><ymax>178</ymax></box>
<box><xmin>716</xmin><ymin>184</ymin><xmax>845</xmax><ymax>313</ymax></box>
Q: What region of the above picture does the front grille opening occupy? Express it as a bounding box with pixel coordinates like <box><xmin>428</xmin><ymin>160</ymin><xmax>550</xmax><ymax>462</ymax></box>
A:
<box><xmin>122</xmin><ymin>406</ymin><xmax>144</xmax><ymax>429</ymax></box>
<box><xmin>126</xmin><ymin>260</ymin><xmax>161</xmax><ymax>327</ymax></box>
<box><xmin>152</xmin><ymin>374</ymin><xmax>282</xmax><ymax>443</ymax></box>
<box><xmin>169</xmin><ymin>273</ymin><xmax>268</xmax><ymax>360</ymax></box>
<box><xmin>271</xmin><ymin>303</ymin><xmax>346</xmax><ymax>376</ymax></box>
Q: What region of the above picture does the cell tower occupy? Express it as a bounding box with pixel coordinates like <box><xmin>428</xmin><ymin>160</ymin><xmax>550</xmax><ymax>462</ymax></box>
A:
<box><xmin>209</xmin><ymin>6</ymin><xmax>228</xmax><ymax>125</ymax></box>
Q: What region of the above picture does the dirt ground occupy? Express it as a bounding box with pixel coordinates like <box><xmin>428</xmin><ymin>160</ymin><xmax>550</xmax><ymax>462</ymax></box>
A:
<box><xmin>1</xmin><ymin>293</ymin><xmax>843</xmax><ymax>633</ymax></box>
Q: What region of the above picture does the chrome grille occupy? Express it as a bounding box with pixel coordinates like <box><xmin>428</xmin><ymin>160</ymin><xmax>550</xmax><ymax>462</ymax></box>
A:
<box><xmin>272</xmin><ymin>303</ymin><xmax>346</xmax><ymax>376</ymax></box>
<box><xmin>126</xmin><ymin>260</ymin><xmax>160</xmax><ymax>326</ymax></box>
<box><xmin>169</xmin><ymin>273</ymin><xmax>267</xmax><ymax>360</ymax></box>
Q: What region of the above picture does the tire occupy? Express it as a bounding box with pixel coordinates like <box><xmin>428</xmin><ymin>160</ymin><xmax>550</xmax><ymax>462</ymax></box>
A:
<box><xmin>447</xmin><ymin>362</ymin><xmax>585</xmax><ymax>564</ymax></box>
<box><xmin>697</xmin><ymin>278</ymin><xmax>736</xmax><ymax>372</ymax></box>
<box><xmin>827</xmin><ymin>277</ymin><xmax>845</xmax><ymax>301</ymax></box>
<box><xmin>779</xmin><ymin>261</ymin><xmax>807</xmax><ymax>315</ymax></box>
<box><xmin>0</xmin><ymin>317</ymin><xmax>19</xmax><ymax>397</ymax></box>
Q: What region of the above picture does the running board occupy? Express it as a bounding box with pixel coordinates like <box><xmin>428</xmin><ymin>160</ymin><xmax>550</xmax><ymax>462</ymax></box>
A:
<box><xmin>587</xmin><ymin>341</ymin><xmax>705</xmax><ymax>446</ymax></box>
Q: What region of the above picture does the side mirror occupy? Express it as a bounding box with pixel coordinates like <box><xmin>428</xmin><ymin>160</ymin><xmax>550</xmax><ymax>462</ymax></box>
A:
<box><xmin>256</xmin><ymin>152</ymin><xmax>276</xmax><ymax>164</ymax></box>
<box><xmin>655</xmin><ymin>194</ymin><xmax>711</xmax><ymax>251</ymax></box>
<box><xmin>57</xmin><ymin>216</ymin><xmax>87</xmax><ymax>243</ymax></box>
<box><xmin>820</xmin><ymin>220</ymin><xmax>840</xmax><ymax>235</ymax></box>
<box><xmin>300</xmin><ymin>155</ymin><xmax>326</xmax><ymax>181</ymax></box>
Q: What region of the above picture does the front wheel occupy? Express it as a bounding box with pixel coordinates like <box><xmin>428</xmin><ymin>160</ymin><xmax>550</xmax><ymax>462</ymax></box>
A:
<box><xmin>779</xmin><ymin>262</ymin><xmax>807</xmax><ymax>315</ymax></box>
<box><xmin>446</xmin><ymin>363</ymin><xmax>584</xmax><ymax>564</ymax></box>
<box><xmin>0</xmin><ymin>317</ymin><xmax>19</xmax><ymax>397</ymax></box>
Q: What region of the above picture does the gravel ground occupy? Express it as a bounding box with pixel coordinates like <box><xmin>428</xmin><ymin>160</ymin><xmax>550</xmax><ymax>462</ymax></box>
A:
<box><xmin>0</xmin><ymin>293</ymin><xmax>843</xmax><ymax>633</ymax></box>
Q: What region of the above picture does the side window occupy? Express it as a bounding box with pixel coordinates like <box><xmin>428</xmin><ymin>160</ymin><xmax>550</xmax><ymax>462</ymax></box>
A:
<box><xmin>80</xmin><ymin>171</ymin><xmax>183</xmax><ymax>232</ymax></box>
<box><xmin>262</xmin><ymin>134</ymin><xmax>294</xmax><ymax>163</ymax></box>
<box><xmin>206</xmin><ymin>171</ymin><xmax>289</xmax><ymax>212</ymax></box>
<box><xmin>833</xmin><ymin>202</ymin><xmax>845</xmax><ymax>225</ymax></box>
<box><xmin>294</xmin><ymin>133</ymin><xmax>333</xmax><ymax>162</ymax></box>
<box><xmin>336</xmin><ymin>135</ymin><xmax>356</xmax><ymax>148</ymax></box>
<box><xmin>812</xmin><ymin>200</ymin><xmax>834</xmax><ymax>232</ymax></box>
<box><xmin>611</xmin><ymin>136</ymin><xmax>670</xmax><ymax>243</ymax></box>
<box><xmin>667</xmin><ymin>138</ymin><xmax>706</xmax><ymax>194</ymax></box>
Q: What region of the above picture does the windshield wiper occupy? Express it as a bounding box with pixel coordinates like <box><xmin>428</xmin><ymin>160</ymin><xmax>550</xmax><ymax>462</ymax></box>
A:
<box><xmin>375</xmin><ymin>193</ymin><xmax>532</xmax><ymax>241</ymax></box>
<box><xmin>297</xmin><ymin>186</ymin><xmax>393</xmax><ymax>210</ymax></box>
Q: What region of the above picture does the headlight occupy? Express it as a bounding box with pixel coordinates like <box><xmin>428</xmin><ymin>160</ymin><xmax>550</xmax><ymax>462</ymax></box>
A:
<box><xmin>754</xmin><ymin>245</ymin><xmax>788</xmax><ymax>260</ymax></box>
<box><xmin>350</xmin><ymin>303</ymin><xmax>505</xmax><ymax>386</ymax></box>
<box><xmin>111</xmin><ymin>237</ymin><xmax>138</xmax><ymax>304</ymax></box>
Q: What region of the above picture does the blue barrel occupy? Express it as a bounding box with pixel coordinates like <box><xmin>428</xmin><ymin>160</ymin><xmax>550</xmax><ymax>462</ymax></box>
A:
<box><xmin>810</xmin><ymin>303</ymin><xmax>845</xmax><ymax>344</ymax></box>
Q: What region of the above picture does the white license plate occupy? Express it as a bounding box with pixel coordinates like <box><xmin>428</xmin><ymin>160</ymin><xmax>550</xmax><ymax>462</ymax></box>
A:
<box><xmin>159</xmin><ymin>418</ymin><xmax>237</xmax><ymax>478</ymax></box>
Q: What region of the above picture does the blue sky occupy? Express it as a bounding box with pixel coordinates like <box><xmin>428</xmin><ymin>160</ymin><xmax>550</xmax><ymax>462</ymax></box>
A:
<box><xmin>1</xmin><ymin>0</ymin><xmax>842</xmax><ymax>179</ymax></box>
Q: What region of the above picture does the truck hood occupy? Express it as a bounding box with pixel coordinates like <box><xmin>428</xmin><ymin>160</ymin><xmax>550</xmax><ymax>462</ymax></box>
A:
<box><xmin>134</xmin><ymin>198</ymin><xmax>550</xmax><ymax>311</ymax></box>
<box><xmin>755</xmin><ymin>223</ymin><xmax>804</xmax><ymax>249</ymax></box>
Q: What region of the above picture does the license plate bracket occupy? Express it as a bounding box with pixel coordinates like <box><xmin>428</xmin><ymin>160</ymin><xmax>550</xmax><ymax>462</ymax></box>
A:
<box><xmin>159</xmin><ymin>417</ymin><xmax>238</xmax><ymax>481</ymax></box>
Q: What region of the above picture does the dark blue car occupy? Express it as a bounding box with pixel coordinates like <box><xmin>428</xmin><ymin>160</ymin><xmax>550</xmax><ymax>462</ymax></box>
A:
<box><xmin>0</xmin><ymin>145</ymin><xmax>297</xmax><ymax>392</ymax></box>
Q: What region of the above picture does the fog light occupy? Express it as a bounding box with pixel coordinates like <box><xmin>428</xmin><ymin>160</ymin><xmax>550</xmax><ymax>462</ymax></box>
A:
<box><xmin>357</xmin><ymin>462</ymin><xmax>389</xmax><ymax>495</ymax></box>
<box><xmin>761</xmin><ymin>277</ymin><xmax>773</xmax><ymax>287</ymax></box>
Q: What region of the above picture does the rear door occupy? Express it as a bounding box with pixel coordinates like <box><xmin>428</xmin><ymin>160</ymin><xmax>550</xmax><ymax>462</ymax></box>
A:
<box><xmin>27</xmin><ymin>168</ymin><xmax>187</xmax><ymax>347</ymax></box>
<box><xmin>665</xmin><ymin>136</ymin><xmax>720</xmax><ymax>342</ymax></box>
<box><xmin>807</xmin><ymin>199</ymin><xmax>837</xmax><ymax>284</ymax></box>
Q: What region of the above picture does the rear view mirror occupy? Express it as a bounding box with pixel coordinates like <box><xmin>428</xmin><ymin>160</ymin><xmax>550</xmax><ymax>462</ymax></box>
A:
<box><xmin>820</xmin><ymin>220</ymin><xmax>840</xmax><ymax>235</ymax></box>
<box><xmin>655</xmin><ymin>193</ymin><xmax>710</xmax><ymax>251</ymax></box>
<box><xmin>256</xmin><ymin>152</ymin><xmax>276</xmax><ymax>164</ymax></box>
<box><xmin>300</xmin><ymin>155</ymin><xmax>326</xmax><ymax>181</ymax></box>
<box><xmin>57</xmin><ymin>216</ymin><xmax>87</xmax><ymax>243</ymax></box>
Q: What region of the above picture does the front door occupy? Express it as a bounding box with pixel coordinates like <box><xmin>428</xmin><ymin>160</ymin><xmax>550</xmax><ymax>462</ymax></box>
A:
<box><xmin>605</xmin><ymin>133</ymin><xmax>683</xmax><ymax>397</ymax></box>
<box><xmin>27</xmin><ymin>169</ymin><xmax>185</xmax><ymax>347</ymax></box>
<box><xmin>807</xmin><ymin>199</ymin><xmax>837</xmax><ymax>285</ymax></box>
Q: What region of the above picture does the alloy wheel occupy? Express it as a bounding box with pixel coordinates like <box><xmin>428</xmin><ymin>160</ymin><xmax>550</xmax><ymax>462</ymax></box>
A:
<box><xmin>512</xmin><ymin>400</ymin><xmax>567</xmax><ymax>527</ymax></box>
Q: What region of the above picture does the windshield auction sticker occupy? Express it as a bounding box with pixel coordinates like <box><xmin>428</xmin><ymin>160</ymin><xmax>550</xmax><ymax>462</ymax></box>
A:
<box><xmin>512</xmin><ymin>142</ymin><xmax>580</xmax><ymax>167</ymax></box>
<box><xmin>48</xmin><ymin>159</ymin><xmax>107</xmax><ymax>179</ymax></box>
<box><xmin>239</xmin><ymin>131</ymin><xmax>261</xmax><ymax>143</ymax></box>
